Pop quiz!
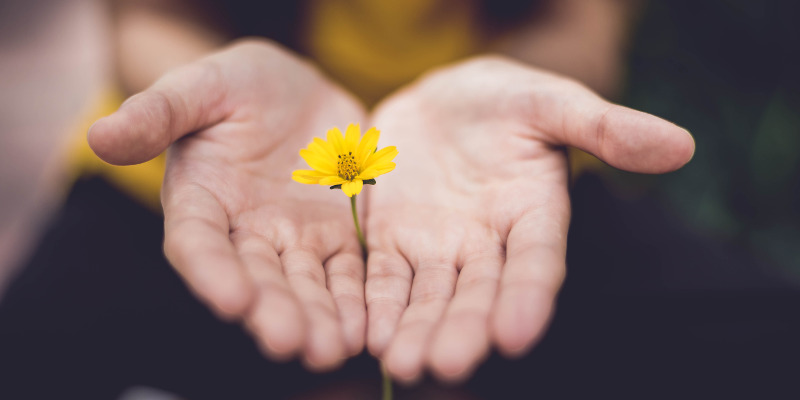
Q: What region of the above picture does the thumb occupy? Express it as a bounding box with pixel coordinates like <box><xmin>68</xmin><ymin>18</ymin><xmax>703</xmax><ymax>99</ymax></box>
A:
<box><xmin>88</xmin><ymin>62</ymin><xmax>228</xmax><ymax>165</ymax></box>
<box><xmin>531</xmin><ymin>80</ymin><xmax>695</xmax><ymax>174</ymax></box>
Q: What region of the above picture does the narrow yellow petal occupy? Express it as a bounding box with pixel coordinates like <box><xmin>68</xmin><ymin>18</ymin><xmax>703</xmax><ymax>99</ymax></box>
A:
<box><xmin>327</xmin><ymin>127</ymin><xmax>345</xmax><ymax>154</ymax></box>
<box><xmin>309</xmin><ymin>137</ymin><xmax>337</xmax><ymax>160</ymax></box>
<box><xmin>341</xmin><ymin>179</ymin><xmax>363</xmax><ymax>197</ymax></box>
<box><xmin>344</xmin><ymin>123</ymin><xmax>360</xmax><ymax>153</ymax></box>
<box><xmin>356</xmin><ymin>162</ymin><xmax>395</xmax><ymax>180</ymax></box>
<box><xmin>369</xmin><ymin>161</ymin><xmax>396</xmax><ymax>170</ymax></box>
<box><xmin>355</xmin><ymin>171</ymin><xmax>378</xmax><ymax>180</ymax></box>
<box><xmin>356</xmin><ymin>127</ymin><xmax>380</xmax><ymax>168</ymax></box>
<box><xmin>300</xmin><ymin>149</ymin><xmax>337</xmax><ymax>174</ymax></box>
<box><xmin>374</xmin><ymin>165</ymin><xmax>396</xmax><ymax>174</ymax></box>
<box><xmin>363</xmin><ymin>146</ymin><xmax>398</xmax><ymax>170</ymax></box>
<box><xmin>319</xmin><ymin>176</ymin><xmax>347</xmax><ymax>185</ymax></box>
<box><xmin>292</xmin><ymin>169</ymin><xmax>329</xmax><ymax>184</ymax></box>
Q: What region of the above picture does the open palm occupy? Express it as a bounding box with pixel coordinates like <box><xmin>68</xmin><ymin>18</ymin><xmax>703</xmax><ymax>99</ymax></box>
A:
<box><xmin>364</xmin><ymin>56</ymin><xmax>695</xmax><ymax>382</ymax></box>
<box><xmin>89</xmin><ymin>40</ymin><xmax>368</xmax><ymax>369</ymax></box>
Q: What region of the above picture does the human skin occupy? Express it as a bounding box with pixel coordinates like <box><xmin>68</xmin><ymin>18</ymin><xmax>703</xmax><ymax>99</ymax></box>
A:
<box><xmin>90</xmin><ymin>40</ymin><xmax>369</xmax><ymax>370</ymax></box>
<box><xmin>365</xmin><ymin>56</ymin><xmax>695</xmax><ymax>383</ymax></box>
<box><xmin>89</xmin><ymin>43</ymin><xmax>693</xmax><ymax>380</ymax></box>
<box><xmin>87</xmin><ymin>0</ymin><xmax>693</xmax><ymax>383</ymax></box>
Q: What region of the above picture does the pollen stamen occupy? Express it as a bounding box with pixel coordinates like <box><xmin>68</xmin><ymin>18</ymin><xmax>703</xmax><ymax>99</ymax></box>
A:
<box><xmin>337</xmin><ymin>152</ymin><xmax>358</xmax><ymax>180</ymax></box>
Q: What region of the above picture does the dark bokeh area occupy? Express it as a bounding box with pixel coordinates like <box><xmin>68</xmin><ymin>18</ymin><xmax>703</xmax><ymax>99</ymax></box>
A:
<box><xmin>1</xmin><ymin>0</ymin><xmax>799</xmax><ymax>399</ymax></box>
<box><xmin>3</xmin><ymin>175</ymin><xmax>796</xmax><ymax>398</ymax></box>
<box><xmin>624</xmin><ymin>0</ymin><xmax>800</xmax><ymax>286</ymax></box>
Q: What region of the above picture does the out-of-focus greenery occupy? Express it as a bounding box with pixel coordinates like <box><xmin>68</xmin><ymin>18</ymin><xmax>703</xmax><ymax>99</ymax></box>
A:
<box><xmin>620</xmin><ymin>0</ymin><xmax>800</xmax><ymax>278</ymax></box>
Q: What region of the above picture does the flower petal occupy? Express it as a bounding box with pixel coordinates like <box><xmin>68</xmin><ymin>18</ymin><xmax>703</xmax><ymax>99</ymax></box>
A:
<box><xmin>344</xmin><ymin>123</ymin><xmax>360</xmax><ymax>153</ymax></box>
<box><xmin>341</xmin><ymin>179</ymin><xmax>363</xmax><ymax>197</ymax></box>
<box><xmin>356</xmin><ymin>162</ymin><xmax>395</xmax><ymax>180</ymax></box>
<box><xmin>356</xmin><ymin>127</ymin><xmax>380</xmax><ymax>168</ymax></box>
<box><xmin>292</xmin><ymin>169</ymin><xmax>330</xmax><ymax>184</ymax></box>
<box><xmin>327</xmin><ymin>127</ymin><xmax>345</xmax><ymax>154</ymax></box>
<box><xmin>363</xmin><ymin>146</ymin><xmax>398</xmax><ymax>170</ymax></box>
<box><xmin>300</xmin><ymin>149</ymin><xmax>337</xmax><ymax>174</ymax></box>
<box><xmin>319</xmin><ymin>176</ymin><xmax>347</xmax><ymax>185</ymax></box>
<box><xmin>309</xmin><ymin>137</ymin><xmax>337</xmax><ymax>160</ymax></box>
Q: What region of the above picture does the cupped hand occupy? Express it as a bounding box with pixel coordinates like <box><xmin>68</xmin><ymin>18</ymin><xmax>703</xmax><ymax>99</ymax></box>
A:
<box><xmin>364</xmin><ymin>56</ymin><xmax>695</xmax><ymax>383</ymax></box>
<box><xmin>88</xmin><ymin>39</ymin><xmax>368</xmax><ymax>370</ymax></box>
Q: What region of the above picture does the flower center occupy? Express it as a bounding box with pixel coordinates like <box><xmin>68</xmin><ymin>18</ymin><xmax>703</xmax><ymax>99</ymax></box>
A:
<box><xmin>337</xmin><ymin>152</ymin><xmax>358</xmax><ymax>180</ymax></box>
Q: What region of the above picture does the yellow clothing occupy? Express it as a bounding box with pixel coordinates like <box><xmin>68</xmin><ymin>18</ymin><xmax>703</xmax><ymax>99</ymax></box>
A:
<box><xmin>305</xmin><ymin>0</ymin><xmax>482</xmax><ymax>106</ymax></box>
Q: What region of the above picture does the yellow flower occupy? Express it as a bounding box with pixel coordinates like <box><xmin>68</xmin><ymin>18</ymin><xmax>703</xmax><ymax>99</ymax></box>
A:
<box><xmin>292</xmin><ymin>124</ymin><xmax>398</xmax><ymax>197</ymax></box>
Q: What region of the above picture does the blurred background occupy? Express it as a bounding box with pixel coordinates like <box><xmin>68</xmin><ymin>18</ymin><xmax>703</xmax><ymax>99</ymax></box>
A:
<box><xmin>1</xmin><ymin>0</ymin><xmax>799</xmax><ymax>398</ymax></box>
<box><xmin>0</xmin><ymin>0</ymin><xmax>110</xmax><ymax>291</ymax></box>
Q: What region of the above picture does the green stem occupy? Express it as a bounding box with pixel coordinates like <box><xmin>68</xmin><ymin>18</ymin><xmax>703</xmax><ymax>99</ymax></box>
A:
<box><xmin>382</xmin><ymin>362</ymin><xmax>393</xmax><ymax>400</ymax></box>
<box><xmin>349</xmin><ymin>195</ymin><xmax>392</xmax><ymax>400</ymax></box>
<box><xmin>350</xmin><ymin>195</ymin><xmax>367</xmax><ymax>255</ymax></box>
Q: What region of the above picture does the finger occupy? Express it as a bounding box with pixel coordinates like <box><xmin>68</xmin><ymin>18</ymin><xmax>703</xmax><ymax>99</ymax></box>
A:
<box><xmin>162</xmin><ymin>183</ymin><xmax>254</xmax><ymax>319</ymax></box>
<box><xmin>382</xmin><ymin>262</ymin><xmax>458</xmax><ymax>384</ymax></box>
<box><xmin>233</xmin><ymin>234</ymin><xmax>306</xmax><ymax>360</ymax></box>
<box><xmin>428</xmin><ymin>251</ymin><xmax>503</xmax><ymax>382</ymax></box>
<box><xmin>88</xmin><ymin>60</ymin><xmax>229</xmax><ymax>165</ymax></box>
<box><xmin>491</xmin><ymin>195</ymin><xmax>569</xmax><ymax>357</ymax></box>
<box><xmin>529</xmin><ymin>80</ymin><xmax>695</xmax><ymax>173</ymax></box>
<box><xmin>324</xmin><ymin>251</ymin><xmax>367</xmax><ymax>356</ymax></box>
<box><xmin>365</xmin><ymin>250</ymin><xmax>413</xmax><ymax>357</ymax></box>
<box><xmin>281</xmin><ymin>247</ymin><xmax>347</xmax><ymax>371</ymax></box>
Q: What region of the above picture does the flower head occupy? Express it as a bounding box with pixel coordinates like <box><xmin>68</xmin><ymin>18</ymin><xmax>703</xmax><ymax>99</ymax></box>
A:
<box><xmin>292</xmin><ymin>124</ymin><xmax>397</xmax><ymax>197</ymax></box>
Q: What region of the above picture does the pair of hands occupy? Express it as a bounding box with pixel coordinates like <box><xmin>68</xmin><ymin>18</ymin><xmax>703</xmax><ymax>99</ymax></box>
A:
<box><xmin>89</xmin><ymin>39</ymin><xmax>694</xmax><ymax>383</ymax></box>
